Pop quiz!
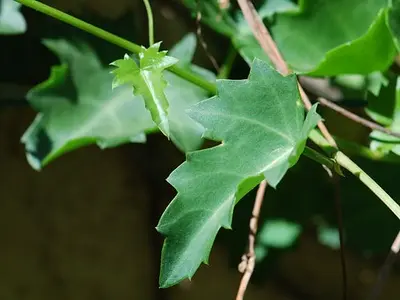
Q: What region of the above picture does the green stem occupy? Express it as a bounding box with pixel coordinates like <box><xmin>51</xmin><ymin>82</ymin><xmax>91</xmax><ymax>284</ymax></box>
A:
<box><xmin>142</xmin><ymin>0</ymin><xmax>154</xmax><ymax>46</ymax></box>
<box><xmin>16</xmin><ymin>0</ymin><xmax>400</xmax><ymax>220</ymax></box>
<box><xmin>15</xmin><ymin>0</ymin><xmax>216</xmax><ymax>94</ymax></box>
<box><xmin>310</xmin><ymin>130</ymin><xmax>400</xmax><ymax>220</ymax></box>
<box><xmin>335</xmin><ymin>151</ymin><xmax>400</xmax><ymax>219</ymax></box>
<box><xmin>217</xmin><ymin>44</ymin><xmax>237</xmax><ymax>79</ymax></box>
<box><xmin>16</xmin><ymin>0</ymin><xmax>141</xmax><ymax>53</ymax></box>
<box><xmin>335</xmin><ymin>137</ymin><xmax>400</xmax><ymax>164</ymax></box>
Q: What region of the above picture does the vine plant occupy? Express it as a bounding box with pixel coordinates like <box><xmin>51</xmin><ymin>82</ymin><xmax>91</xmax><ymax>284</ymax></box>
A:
<box><xmin>3</xmin><ymin>0</ymin><xmax>400</xmax><ymax>297</ymax></box>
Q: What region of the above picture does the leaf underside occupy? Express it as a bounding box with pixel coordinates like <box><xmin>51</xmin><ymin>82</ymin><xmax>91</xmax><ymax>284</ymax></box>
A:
<box><xmin>157</xmin><ymin>59</ymin><xmax>320</xmax><ymax>288</ymax></box>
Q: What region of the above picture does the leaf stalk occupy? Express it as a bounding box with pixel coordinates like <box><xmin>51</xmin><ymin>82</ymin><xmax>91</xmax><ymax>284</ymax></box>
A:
<box><xmin>142</xmin><ymin>0</ymin><xmax>154</xmax><ymax>46</ymax></box>
<box><xmin>15</xmin><ymin>0</ymin><xmax>216</xmax><ymax>94</ymax></box>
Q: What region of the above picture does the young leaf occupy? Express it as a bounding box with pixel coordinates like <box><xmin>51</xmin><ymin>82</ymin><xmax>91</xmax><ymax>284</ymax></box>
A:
<box><xmin>0</xmin><ymin>0</ymin><xmax>26</xmax><ymax>35</ymax></box>
<box><xmin>111</xmin><ymin>42</ymin><xmax>178</xmax><ymax>137</ymax></box>
<box><xmin>157</xmin><ymin>59</ymin><xmax>320</xmax><ymax>288</ymax></box>
<box><xmin>22</xmin><ymin>39</ymin><xmax>156</xmax><ymax>170</ymax></box>
<box><xmin>23</xmin><ymin>36</ymin><xmax>214</xmax><ymax>169</ymax></box>
<box><xmin>271</xmin><ymin>0</ymin><xmax>397</xmax><ymax>76</ymax></box>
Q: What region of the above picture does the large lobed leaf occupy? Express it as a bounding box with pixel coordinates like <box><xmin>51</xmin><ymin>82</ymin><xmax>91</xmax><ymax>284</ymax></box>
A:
<box><xmin>157</xmin><ymin>59</ymin><xmax>320</xmax><ymax>288</ymax></box>
<box><xmin>0</xmin><ymin>0</ymin><xmax>26</xmax><ymax>34</ymax></box>
<box><xmin>183</xmin><ymin>0</ymin><xmax>398</xmax><ymax>76</ymax></box>
<box><xmin>22</xmin><ymin>36</ymin><xmax>213</xmax><ymax>169</ymax></box>
<box><xmin>271</xmin><ymin>0</ymin><xmax>397</xmax><ymax>76</ymax></box>
<box><xmin>22</xmin><ymin>40</ymin><xmax>155</xmax><ymax>169</ymax></box>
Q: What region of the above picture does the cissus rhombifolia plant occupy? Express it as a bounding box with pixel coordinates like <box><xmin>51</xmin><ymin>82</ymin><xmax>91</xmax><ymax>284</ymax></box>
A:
<box><xmin>11</xmin><ymin>0</ymin><xmax>400</xmax><ymax>290</ymax></box>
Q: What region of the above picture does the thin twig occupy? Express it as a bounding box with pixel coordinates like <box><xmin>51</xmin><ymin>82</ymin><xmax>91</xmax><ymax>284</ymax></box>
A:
<box><xmin>236</xmin><ymin>0</ymin><xmax>337</xmax><ymax>148</ymax></box>
<box><xmin>236</xmin><ymin>180</ymin><xmax>267</xmax><ymax>300</ymax></box>
<box><xmin>236</xmin><ymin>0</ymin><xmax>288</xmax><ymax>74</ymax></box>
<box><xmin>317</xmin><ymin>97</ymin><xmax>400</xmax><ymax>139</ymax></box>
<box><xmin>235</xmin><ymin>1</ymin><xmax>344</xmax><ymax>299</ymax></box>
<box><xmin>196</xmin><ymin>1</ymin><xmax>220</xmax><ymax>72</ymax></box>
<box><xmin>332</xmin><ymin>176</ymin><xmax>348</xmax><ymax>300</ymax></box>
<box><xmin>299</xmin><ymin>76</ymin><xmax>343</xmax><ymax>101</ymax></box>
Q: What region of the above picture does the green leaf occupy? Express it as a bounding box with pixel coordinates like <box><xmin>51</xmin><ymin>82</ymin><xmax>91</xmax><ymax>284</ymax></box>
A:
<box><xmin>367</xmin><ymin>72</ymin><xmax>389</xmax><ymax>96</ymax></box>
<box><xmin>271</xmin><ymin>0</ymin><xmax>397</xmax><ymax>76</ymax></box>
<box><xmin>111</xmin><ymin>43</ymin><xmax>178</xmax><ymax>137</ymax></box>
<box><xmin>22</xmin><ymin>39</ymin><xmax>156</xmax><ymax>170</ymax></box>
<box><xmin>0</xmin><ymin>0</ymin><xmax>26</xmax><ymax>35</ymax></box>
<box><xmin>366</xmin><ymin>75</ymin><xmax>400</xmax><ymax>156</ymax></box>
<box><xmin>23</xmin><ymin>36</ymin><xmax>213</xmax><ymax>168</ymax></box>
<box><xmin>156</xmin><ymin>59</ymin><xmax>320</xmax><ymax>288</ymax></box>
<box><xmin>366</xmin><ymin>73</ymin><xmax>398</xmax><ymax>126</ymax></box>
<box><xmin>232</xmin><ymin>0</ymin><xmax>299</xmax><ymax>65</ymax></box>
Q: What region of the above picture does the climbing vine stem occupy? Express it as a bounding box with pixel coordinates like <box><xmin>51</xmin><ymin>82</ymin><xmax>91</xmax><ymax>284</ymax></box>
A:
<box><xmin>15</xmin><ymin>0</ymin><xmax>216</xmax><ymax>94</ymax></box>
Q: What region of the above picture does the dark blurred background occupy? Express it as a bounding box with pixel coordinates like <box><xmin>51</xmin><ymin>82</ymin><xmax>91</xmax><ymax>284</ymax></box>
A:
<box><xmin>0</xmin><ymin>0</ymin><xmax>399</xmax><ymax>299</ymax></box>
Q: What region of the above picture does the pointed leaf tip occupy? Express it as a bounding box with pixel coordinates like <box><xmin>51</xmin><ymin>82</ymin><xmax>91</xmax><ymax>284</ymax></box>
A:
<box><xmin>157</xmin><ymin>59</ymin><xmax>320</xmax><ymax>287</ymax></box>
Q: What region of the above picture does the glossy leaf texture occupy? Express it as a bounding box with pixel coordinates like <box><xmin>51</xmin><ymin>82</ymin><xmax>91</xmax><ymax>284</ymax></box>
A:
<box><xmin>271</xmin><ymin>0</ymin><xmax>397</xmax><ymax>76</ymax></box>
<box><xmin>0</xmin><ymin>0</ymin><xmax>26</xmax><ymax>34</ymax></box>
<box><xmin>156</xmin><ymin>59</ymin><xmax>320</xmax><ymax>288</ymax></box>
<box><xmin>22</xmin><ymin>36</ymin><xmax>213</xmax><ymax>169</ymax></box>
<box><xmin>111</xmin><ymin>42</ymin><xmax>178</xmax><ymax>137</ymax></box>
